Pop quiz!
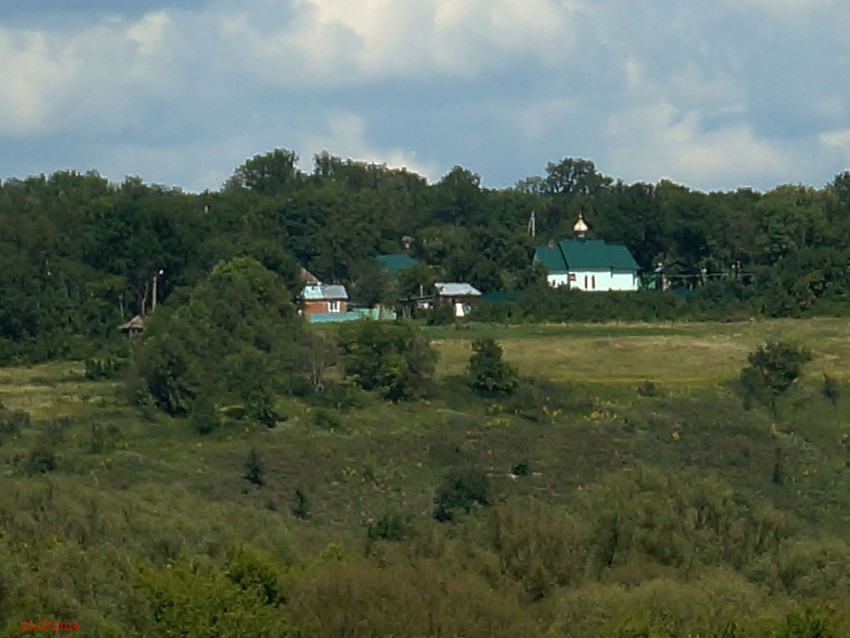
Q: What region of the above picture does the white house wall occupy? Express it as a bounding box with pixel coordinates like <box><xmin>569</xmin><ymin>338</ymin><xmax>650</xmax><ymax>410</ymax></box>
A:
<box><xmin>547</xmin><ymin>273</ymin><xmax>571</xmax><ymax>287</ymax></box>
<box><xmin>547</xmin><ymin>270</ymin><xmax>637</xmax><ymax>291</ymax></box>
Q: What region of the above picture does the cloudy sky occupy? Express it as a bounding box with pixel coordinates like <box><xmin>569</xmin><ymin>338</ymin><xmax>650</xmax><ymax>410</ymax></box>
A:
<box><xmin>2</xmin><ymin>0</ymin><xmax>849</xmax><ymax>193</ymax></box>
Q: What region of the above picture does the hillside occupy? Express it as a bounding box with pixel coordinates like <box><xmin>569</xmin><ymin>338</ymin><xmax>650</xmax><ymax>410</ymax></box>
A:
<box><xmin>2</xmin><ymin>318</ymin><xmax>850</xmax><ymax>636</ymax></box>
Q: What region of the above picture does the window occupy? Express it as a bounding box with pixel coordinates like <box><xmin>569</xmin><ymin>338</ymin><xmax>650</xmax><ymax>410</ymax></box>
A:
<box><xmin>592</xmin><ymin>275</ymin><xmax>596</xmax><ymax>290</ymax></box>
<box><xmin>328</xmin><ymin>300</ymin><xmax>340</xmax><ymax>313</ymax></box>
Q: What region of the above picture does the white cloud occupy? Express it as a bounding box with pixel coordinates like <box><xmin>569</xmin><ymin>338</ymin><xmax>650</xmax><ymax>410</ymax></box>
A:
<box><xmin>605</xmin><ymin>102</ymin><xmax>791</xmax><ymax>191</ymax></box>
<box><xmin>820</xmin><ymin>127</ymin><xmax>850</xmax><ymax>148</ymax></box>
<box><xmin>126</xmin><ymin>11</ymin><xmax>169</xmax><ymax>56</ymax></box>
<box><xmin>818</xmin><ymin>127</ymin><xmax>850</xmax><ymax>172</ymax></box>
<box><xmin>2</xmin><ymin>1</ymin><xmax>850</xmax><ymax>192</ymax></box>
<box><xmin>724</xmin><ymin>0</ymin><xmax>836</xmax><ymax>18</ymax></box>
<box><xmin>304</xmin><ymin>112</ymin><xmax>440</xmax><ymax>181</ymax></box>
<box><xmin>217</xmin><ymin>0</ymin><xmax>580</xmax><ymax>84</ymax></box>
<box><xmin>0</xmin><ymin>11</ymin><xmax>180</xmax><ymax>137</ymax></box>
<box><xmin>0</xmin><ymin>30</ymin><xmax>67</xmax><ymax>134</ymax></box>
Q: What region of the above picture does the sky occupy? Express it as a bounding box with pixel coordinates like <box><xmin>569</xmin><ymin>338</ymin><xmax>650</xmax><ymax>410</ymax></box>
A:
<box><xmin>2</xmin><ymin>0</ymin><xmax>850</xmax><ymax>193</ymax></box>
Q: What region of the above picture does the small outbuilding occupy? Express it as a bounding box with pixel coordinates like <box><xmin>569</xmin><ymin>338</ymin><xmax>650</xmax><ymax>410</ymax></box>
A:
<box><xmin>118</xmin><ymin>314</ymin><xmax>146</xmax><ymax>339</ymax></box>
<box><xmin>434</xmin><ymin>282</ymin><xmax>482</xmax><ymax>317</ymax></box>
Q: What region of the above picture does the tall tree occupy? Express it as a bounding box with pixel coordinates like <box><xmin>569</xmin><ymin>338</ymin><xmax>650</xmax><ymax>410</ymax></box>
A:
<box><xmin>225</xmin><ymin>148</ymin><xmax>303</xmax><ymax>196</ymax></box>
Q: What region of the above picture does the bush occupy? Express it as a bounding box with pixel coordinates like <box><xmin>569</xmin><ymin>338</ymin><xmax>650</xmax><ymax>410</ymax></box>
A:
<box><xmin>0</xmin><ymin>403</ymin><xmax>30</xmax><ymax>439</ymax></box>
<box><xmin>740</xmin><ymin>340</ymin><xmax>812</xmax><ymax>417</ymax></box>
<box><xmin>637</xmin><ymin>380</ymin><xmax>661</xmax><ymax>398</ymax></box>
<box><xmin>822</xmin><ymin>372</ymin><xmax>840</xmax><ymax>407</ymax></box>
<box><xmin>339</xmin><ymin>320</ymin><xmax>438</xmax><ymax>402</ymax></box>
<box><xmin>43</xmin><ymin>417</ymin><xmax>71</xmax><ymax>445</ymax></box>
<box><xmin>25</xmin><ymin>443</ymin><xmax>58</xmax><ymax>474</ymax></box>
<box><xmin>312</xmin><ymin>408</ymin><xmax>342</xmax><ymax>431</ymax></box>
<box><xmin>365</xmin><ymin>511</ymin><xmax>412</xmax><ymax>556</ymax></box>
<box><xmin>84</xmin><ymin>356</ymin><xmax>128</xmax><ymax>380</ymax></box>
<box><xmin>468</xmin><ymin>338</ymin><xmax>518</xmax><ymax>397</ymax></box>
<box><xmin>423</xmin><ymin>303</ymin><xmax>455</xmax><ymax>326</ymax></box>
<box><xmin>89</xmin><ymin>422</ymin><xmax>108</xmax><ymax>454</ymax></box>
<box><xmin>291</xmin><ymin>488</ymin><xmax>310</xmax><ymax>520</ymax></box>
<box><xmin>510</xmin><ymin>461</ymin><xmax>530</xmax><ymax>476</ymax></box>
<box><xmin>189</xmin><ymin>395</ymin><xmax>221</xmax><ymax>435</ymax></box>
<box><xmin>433</xmin><ymin>468</ymin><xmax>491</xmax><ymax>522</ymax></box>
<box><xmin>244</xmin><ymin>447</ymin><xmax>265</xmax><ymax>486</ymax></box>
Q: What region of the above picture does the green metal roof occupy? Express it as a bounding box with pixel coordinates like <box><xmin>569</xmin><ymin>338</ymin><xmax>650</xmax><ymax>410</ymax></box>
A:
<box><xmin>533</xmin><ymin>245</ymin><xmax>567</xmax><ymax>274</ymax></box>
<box><xmin>535</xmin><ymin>239</ymin><xmax>639</xmax><ymax>273</ymax></box>
<box><xmin>376</xmin><ymin>253</ymin><xmax>418</xmax><ymax>275</ymax></box>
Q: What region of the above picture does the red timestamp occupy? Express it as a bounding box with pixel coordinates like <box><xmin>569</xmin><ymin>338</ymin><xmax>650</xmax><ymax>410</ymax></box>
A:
<box><xmin>20</xmin><ymin>621</ymin><xmax>80</xmax><ymax>632</ymax></box>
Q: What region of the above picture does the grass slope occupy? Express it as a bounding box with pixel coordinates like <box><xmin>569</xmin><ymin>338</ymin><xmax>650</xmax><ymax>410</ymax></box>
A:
<box><xmin>1</xmin><ymin>318</ymin><xmax>848</xmax><ymax>547</ymax></box>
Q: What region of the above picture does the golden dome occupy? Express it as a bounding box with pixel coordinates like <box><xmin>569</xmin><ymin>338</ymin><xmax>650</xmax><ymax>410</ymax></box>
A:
<box><xmin>573</xmin><ymin>213</ymin><xmax>589</xmax><ymax>235</ymax></box>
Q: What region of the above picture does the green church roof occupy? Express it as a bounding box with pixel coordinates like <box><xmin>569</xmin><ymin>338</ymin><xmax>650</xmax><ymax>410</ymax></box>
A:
<box><xmin>535</xmin><ymin>239</ymin><xmax>639</xmax><ymax>273</ymax></box>
<box><xmin>533</xmin><ymin>245</ymin><xmax>568</xmax><ymax>274</ymax></box>
<box><xmin>376</xmin><ymin>253</ymin><xmax>418</xmax><ymax>275</ymax></box>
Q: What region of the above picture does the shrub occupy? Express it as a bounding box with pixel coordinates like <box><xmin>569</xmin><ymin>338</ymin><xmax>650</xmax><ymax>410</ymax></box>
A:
<box><xmin>467</xmin><ymin>338</ymin><xmax>518</xmax><ymax>397</ymax></box>
<box><xmin>89</xmin><ymin>422</ymin><xmax>107</xmax><ymax>454</ymax></box>
<box><xmin>0</xmin><ymin>403</ymin><xmax>30</xmax><ymax>439</ymax></box>
<box><xmin>365</xmin><ymin>511</ymin><xmax>412</xmax><ymax>556</ymax></box>
<box><xmin>25</xmin><ymin>443</ymin><xmax>58</xmax><ymax>474</ymax></box>
<box><xmin>244</xmin><ymin>447</ymin><xmax>265</xmax><ymax>486</ymax></box>
<box><xmin>312</xmin><ymin>408</ymin><xmax>342</xmax><ymax>431</ymax></box>
<box><xmin>637</xmin><ymin>380</ymin><xmax>661</xmax><ymax>398</ymax></box>
<box><xmin>822</xmin><ymin>372</ymin><xmax>841</xmax><ymax>407</ymax></box>
<box><xmin>189</xmin><ymin>395</ymin><xmax>221</xmax><ymax>435</ymax></box>
<box><xmin>339</xmin><ymin>320</ymin><xmax>438</xmax><ymax>401</ymax></box>
<box><xmin>510</xmin><ymin>461</ymin><xmax>530</xmax><ymax>477</ymax></box>
<box><xmin>740</xmin><ymin>340</ymin><xmax>812</xmax><ymax>417</ymax></box>
<box><xmin>424</xmin><ymin>303</ymin><xmax>455</xmax><ymax>326</ymax></box>
<box><xmin>225</xmin><ymin>546</ymin><xmax>283</xmax><ymax>605</ymax></box>
<box><xmin>84</xmin><ymin>356</ymin><xmax>127</xmax><ymax>380</ymax></box>
<box><xmin>433</xmin><ymin>468</ymin><xmax>491</xmax><ymax>522</ymax></box>
<box><xmin>43</xmin><ymin>417</ymin><xmax>70</xmax><ymax>445</ymax></box>
<box><xmin>291</xmin><ymin>488</ymin><xmax>310</xmax><ymax>520</ymax></box>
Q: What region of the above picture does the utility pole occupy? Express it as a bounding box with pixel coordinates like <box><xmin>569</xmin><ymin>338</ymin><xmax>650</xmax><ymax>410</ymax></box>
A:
<box><xmin>527</xmin><ymin>210</ymin><xmax>536</xmax><ymax>238</ymax></box>
<box><xmin>151</xmin><ymin>269</ymin><xmax>164</xmax><ymax>313</ymax></box>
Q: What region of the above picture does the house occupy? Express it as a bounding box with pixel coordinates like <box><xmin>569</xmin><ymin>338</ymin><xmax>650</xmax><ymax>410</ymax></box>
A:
<box><xmin>301</xmin><ymin>283</ymin><xmax>349</xmax><ymax>316</ymax></box>
<box><xmin>533</xmin><ymin>215</ymin><xmax>639</xmax><ymax>291</ymax></box>
<box><xmin>118</xmin><ymin>314</ymin><xmax>145</xmax><ymax>339</ymax></box>
<box><xmin>434</xmin><ymin>282</ymin><xmax>482</xmax><ymax>317</ymax></box>
<box><xmin>375</xmin><ymin>253</ymin><xmax>418</xmax><ymax>276</ymax></box>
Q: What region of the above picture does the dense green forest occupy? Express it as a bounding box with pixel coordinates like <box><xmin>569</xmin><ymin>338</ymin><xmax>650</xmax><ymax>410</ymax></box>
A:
<box><xmin>3</xmin><ymin>151</ymin><xmax>850</xmax><ymax>636</ymax></box>
<box><xmin>4</xmin><ymin>148</ymin><xmax>850</xmax><ymax>362</ymax></box>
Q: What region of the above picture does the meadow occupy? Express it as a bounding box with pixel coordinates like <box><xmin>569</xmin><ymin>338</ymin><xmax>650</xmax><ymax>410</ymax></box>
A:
<box><xmin>2</xmin><ymin>317</ymin><xmax>850</xmax><ymax>636</ymax></box>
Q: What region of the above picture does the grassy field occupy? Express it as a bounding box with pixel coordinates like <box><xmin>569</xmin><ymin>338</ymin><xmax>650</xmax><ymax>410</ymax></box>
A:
<box><xmin>2</xmin><ymin>317</ymin><xmax>850</xmax><ymax>552</ymax></box>
<box><xmin>3</xmin><ymin>318</ymin><xmax>850</xmax><ymax>635</ymax></box>
<box><xmin>432</xmin><ymin>317</ymin><xmax>850</xmax><ymax>384</ymax></box>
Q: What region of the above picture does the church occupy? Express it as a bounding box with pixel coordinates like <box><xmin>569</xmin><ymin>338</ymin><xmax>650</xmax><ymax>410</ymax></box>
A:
<box><xmin>533</xmin><ymin>214</ymin><xmax>640</xmax><ymax>291</ymax></box>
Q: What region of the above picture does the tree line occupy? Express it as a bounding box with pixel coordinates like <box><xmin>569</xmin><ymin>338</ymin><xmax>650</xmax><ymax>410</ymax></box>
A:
<box><xmin>3</xmin><ymin>150</ymin><xmax>850</xmax><ymax>362</ymax></box>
